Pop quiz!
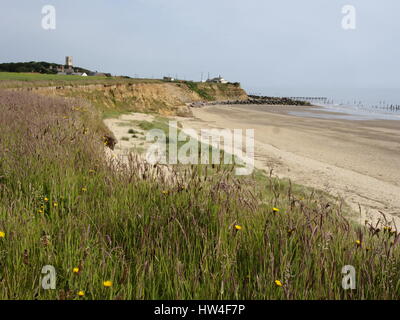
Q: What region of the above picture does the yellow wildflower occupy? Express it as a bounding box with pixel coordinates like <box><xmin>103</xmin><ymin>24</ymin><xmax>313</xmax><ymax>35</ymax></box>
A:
<box><xmin>287</xmin><ymin>228</ymin><xmax>295</xmax><ymax>236</ymax></box>
<box><xmin>0</xmin><ymin>231</ymin><xmax>5</xmax><ymax>238</ymax></box>
<box><xmin>275</xmin><ymin>280</ymin><xmax>283</xmax><ymax>287</ymax></box>
<box><xmin>272</xmin><ymin>208</ymin><xmax>280</xmax><ymax>213</ymax></box>
<box><xmin>355</xmin><ymin>240</ymin><xmax>361</xmax><ymax>246</ymax></box>
<box><xmin>162</xmin><ymin>190</ymin><xmax>169</xmax><ymax>195</ymax></box>
<box><xmin>73</xmin><ymin>267</ymin><xmax>80</xmax><ymax>274</ymax></box>
<box><xmin>235</xmin><ymin>225</ymin><xmax>242</xmax><ymax>230</ymax></box>
<box><xmin>44</xmin><ymin>197</ymin><xmax>49</xmax><ymax>202</ymax></box>
<box><xmin>53</xmin><ymin>202</ymin><xmax>58</xmax><ymax>207</ymax></box>
<box><xmin>78</xmin><ymin>291</ymin><xmax>85</xmax><ymax>297</ymax></box>
<box><xmin>81</xmin><ymin>187</ymin><xmax>87</xmax><ymax>192</ymax></box>
<box><xmin>103</xmin><ymin>281</ymin><xmax>112</xmax><ymax>287</ymax></box>
<box><xmin>38</xmin><ymin>210</ymin><xmax>44</xmax><ymax>214</ymax></box>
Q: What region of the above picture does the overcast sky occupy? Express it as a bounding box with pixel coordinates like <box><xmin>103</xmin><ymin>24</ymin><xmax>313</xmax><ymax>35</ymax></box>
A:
<box><xmin>1</xmin><ymin>0</ymin><xmax>399</xmax><ymax>92</ymax></box>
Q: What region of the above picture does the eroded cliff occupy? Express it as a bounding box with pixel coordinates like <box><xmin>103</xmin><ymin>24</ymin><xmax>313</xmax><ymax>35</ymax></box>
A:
<box><xmin>13</xmin><ymin>81</ymin><xmax>248</xmax><ymax>116</ymax></box>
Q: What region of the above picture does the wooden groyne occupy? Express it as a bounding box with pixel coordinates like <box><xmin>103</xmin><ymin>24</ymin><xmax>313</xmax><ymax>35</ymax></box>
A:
<box><xmin>286</xmin><ymin>97</ymin><xmax>328</xmax><ymax>102</ymax></box>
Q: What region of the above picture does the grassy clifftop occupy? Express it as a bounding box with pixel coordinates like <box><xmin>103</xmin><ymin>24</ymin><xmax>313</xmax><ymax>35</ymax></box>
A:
<box><xmin>0</xmin><ymin>72</ymin><xmax>161</xmax><ymax>89</ymax></box>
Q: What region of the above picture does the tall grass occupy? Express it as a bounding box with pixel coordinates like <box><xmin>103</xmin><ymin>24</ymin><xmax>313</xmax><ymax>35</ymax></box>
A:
<box><xmin>0</xmin><ymin>90</ymin><xmax>400</xmax><ymax>300</ymax></box>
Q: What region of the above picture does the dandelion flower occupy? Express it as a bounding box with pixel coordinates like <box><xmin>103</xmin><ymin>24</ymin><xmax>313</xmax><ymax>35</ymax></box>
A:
<box><xmin>53</xmin><ymin>202</ymin><xmax>58</xmax><ymax>207</ymax></box>
<box><xmin>103</xmin><ymin>281</ymin><xmax>112</xmax><ymax>287</ymax></box>
<box><xmin>272</xmin><ymin>208</ymin><xmax>280</xmax><ymax>213</ymax></box>
<box><xmin>44</xmin><ymin>197</ymin><xmax>49</xmax><ymax>202</ymax></box>
<box><xmin>73</xmin><ymin>267</ymin><xmax>80</xmax><ymax>274</ymax></box>
<box><xmin>235</xmin><ymin>225</ymin><xmax>242</xmax><ymax>230</ymax></box>
<box><xmin>38</xmin><ymin>210</ymin><xmax>44</xmax><ymax>214</ymax></box>
<box><xmin>81</xmin><ymin>187</ymin><xmax>87</xmax><ymax>192</ymax></box>
<box><xmin>287</xmin><ymin>228</ymin><xmax>295</xmax><ymax>236</ymax></box>
<box><xmin>0</xmin><ymin>231</ymin><xmax>5</xmax><ymax>238</ymax></box>
<box><xmin>384</xmin><ymin>227</ymin><xmax>393</xmax><ymax>233</ymax></box>
<box><xmin>275</xmin><ymin>280</ymin><xmax>283</xmax><ymax>287</ymax></box>
<box><xmin>78</xmin><ymin>291</ymin><xmax>85</xmax><ymax>297</ymax></box>
<box><xmin>356</xmin><ymin>240</ymin><xmax>361</xmax><ymax>246</ymax></box>
<box><xmin>162</xmin><ymin>190</ymin><xmax>169</xmax><ymax>195</ymax></box>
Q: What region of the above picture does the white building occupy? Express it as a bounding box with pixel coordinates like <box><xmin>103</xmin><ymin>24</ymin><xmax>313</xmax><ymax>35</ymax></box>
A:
<box><xmin>163</xmin><ymin>76</ymin><xmax>175</xmax><ymax>82</ymax></box>
<box><xmin>207</xmin><ymin>76</ymin><xmax>228</xmax><ymax>84</ymax></box>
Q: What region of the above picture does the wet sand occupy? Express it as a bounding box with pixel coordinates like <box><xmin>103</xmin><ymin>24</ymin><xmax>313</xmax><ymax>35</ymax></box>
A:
<box><xmin>179</xmin><ymin>104</ymin><xmax>400</xmax><ymax>227</ymax></box>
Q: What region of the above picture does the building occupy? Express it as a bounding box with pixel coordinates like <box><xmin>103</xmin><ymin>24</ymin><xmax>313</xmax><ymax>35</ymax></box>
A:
<box><xmin>88</xmin><ymin>71</ymin><xmax>111</xmax><ymax>77</ymax></box>
<box><xmin>207</xmin><ymin>75</ymin><xmax>228</xmax><ymax>84</ymax></box>
<box><xmin>55</xmin><ymin>56</ymin><xmax>110</xmax><ymax>77</ymax></box>
<box><xmin>163</xmin><ymin>76</ymin><xmax>175</xmax><ymax>82</ymax></box>
<box><xmin>66</xmin><ymin>56</ymin><xmax>73</xmax><ymax>67</ymax></box>
<box><xmin>55</xmin><ymin>56</ymin><xmax>73</xmax><ymax>74</ymax></box>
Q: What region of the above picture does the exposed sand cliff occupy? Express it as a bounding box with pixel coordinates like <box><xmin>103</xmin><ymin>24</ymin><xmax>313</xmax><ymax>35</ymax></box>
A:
<box><xmin>10</xmin><ymin>82</ymin><xmax>248</xmax><ymax>116</ymax></box>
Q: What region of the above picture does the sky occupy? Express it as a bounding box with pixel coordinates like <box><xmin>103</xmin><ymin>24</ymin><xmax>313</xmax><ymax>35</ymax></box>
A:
<box><xmin>1</xmin><ymin>0</ymin><xmax>399</xmax><ymax>93</ymax></box>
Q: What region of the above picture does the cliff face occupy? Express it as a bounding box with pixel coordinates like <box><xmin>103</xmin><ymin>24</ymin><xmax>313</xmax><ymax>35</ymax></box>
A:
<box><xmin>14</xmin><ymin>82</ymin><xmax>248</xmax><ymax>116</ymax></box>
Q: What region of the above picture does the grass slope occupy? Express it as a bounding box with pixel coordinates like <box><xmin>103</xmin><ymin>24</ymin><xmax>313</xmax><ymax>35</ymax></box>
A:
<box><xmin>0</xmin><ymin>90</ymin><xmax>399</xmax><ymax>300</ymax></box>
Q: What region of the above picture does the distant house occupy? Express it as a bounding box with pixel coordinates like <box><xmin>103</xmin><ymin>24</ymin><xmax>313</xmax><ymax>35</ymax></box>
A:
<box><xmin>88</xmin><ymin>72</ymin><xmax>111</xmax><ymax>77</ymax></box>
<box><xmin>89</xmin><ymin>72</ymin><xmax>102</xmax><ymax>76</ymax></box>
<box><xmin>163</xmin><ymin>76</ymin><xmax>175</xmax><ymax>82</ymax></box>
<box><xmin>58</xmin><ymin>67</ymin><xmax>75</xmax><ymax>75</ymax></box>
<box><xmin>207</xmin><ymin>76</ymin><xmax>228</xmax><ymax>84</ymax></box>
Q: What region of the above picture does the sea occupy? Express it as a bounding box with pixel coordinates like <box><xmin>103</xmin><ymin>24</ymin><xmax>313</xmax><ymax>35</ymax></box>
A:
<box><xmin>245</xmin><ymin>87</ymin><xmax>400</xmax><ymax>121</ymax></box>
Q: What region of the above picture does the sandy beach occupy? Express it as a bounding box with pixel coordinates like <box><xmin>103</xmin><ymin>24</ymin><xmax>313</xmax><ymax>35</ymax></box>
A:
<box><xmin>179</xmin><ymin>104</ymin><xmax>400</xmax><ymax>227</ymax></box>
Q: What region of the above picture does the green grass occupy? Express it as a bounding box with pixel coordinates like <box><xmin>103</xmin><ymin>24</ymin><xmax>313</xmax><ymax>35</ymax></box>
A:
<box><xmin>0</xmin><ymin>89</ymin><xmax>400</xmax><ymax>300</ymax></box>
<box><xmin>183</xmin><ymin>81</ymin><xmax>214</xmax><ymax>100</ymax></box>
<box><xmin>0</xmin><ymin>72</ymin><xmax>162</xmax><ymax>89</ymax></box>
<box><xmin>0</xmin><ymin>72</ymin><xmax>107</xmax><ymax>82</ymax></box>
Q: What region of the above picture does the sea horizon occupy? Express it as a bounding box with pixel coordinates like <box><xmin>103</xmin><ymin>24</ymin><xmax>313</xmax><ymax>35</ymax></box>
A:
<box><xmin>245</xmin><ymin>86</ymin><xmax>400</xmax><ymax>120</ymax></box>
